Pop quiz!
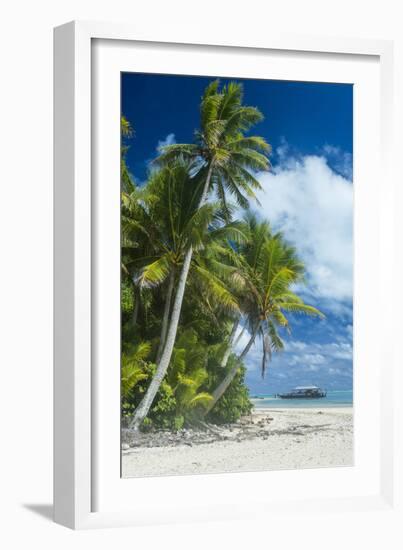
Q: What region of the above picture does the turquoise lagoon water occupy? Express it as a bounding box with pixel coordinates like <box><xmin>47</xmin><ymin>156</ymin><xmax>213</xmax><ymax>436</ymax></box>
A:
<box><xmin>251</xmin><ymin>390</ymin><xmax>353</xmax><ymax>409</ymax></box>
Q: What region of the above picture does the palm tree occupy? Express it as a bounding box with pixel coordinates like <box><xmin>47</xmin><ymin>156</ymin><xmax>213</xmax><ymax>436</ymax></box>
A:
<box><xmin>122</xmin><ymin>161</ymin><xmax>244</xmax><ymax>355</ymax></box>
<box><xmin>129</xmin><ymin>81</ymin><xmax>271</xmax><ymax>431</ymax></box>
<box><xmin>204</xmin><ymin>214</ymin><xmax>324</xmax><ymax>414</ymax></box>
<box><xmin>121</xmin><ymin>116</ymin><xmax>135</xmax><ymax>193</ymax></box>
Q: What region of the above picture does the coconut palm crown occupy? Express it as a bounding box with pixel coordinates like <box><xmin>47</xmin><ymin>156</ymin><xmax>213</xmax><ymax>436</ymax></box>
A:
<box><xmin>156</xmin><ymin>80</ymin><xmax>271</xmax><ymax>217</ymax></box>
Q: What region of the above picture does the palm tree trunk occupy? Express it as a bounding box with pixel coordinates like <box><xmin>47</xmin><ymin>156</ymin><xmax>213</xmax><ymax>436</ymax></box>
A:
<box><xmin>219</xmin><ymin>318</ymin><xmax>239</xmax><ymax>369</ymax></box>
<box><xmin>155</xmin><ymin>269</ymin><xmax>175</xmax><ymax>363</ymax></box>
<box><xmin>129</xmin><ymin>164</ymin><xmax>214</xmax><ymax>432</ymax></box>
<box><xmin>204</xmin><ymin>321</ymin><xmax>261</xmax><ymax>415</ymax></box>
<box><xmin>197</xmin><ymin>163</ymin><xmax>214</xmax><ymax>208</ymax></box>
<box><xmin>238</xmin><ymin>323</ymin><xmax>261</xmax><ymax>360</ymax></box>
<box><xmin>132</xmin><ymin>287</ymin><xmax>140</xmax><ymax>327</ymax></box>
<box><xmin>233</xmin><ymin>324</ymin><xmax>246</xmax><ymax>348</ymax></box>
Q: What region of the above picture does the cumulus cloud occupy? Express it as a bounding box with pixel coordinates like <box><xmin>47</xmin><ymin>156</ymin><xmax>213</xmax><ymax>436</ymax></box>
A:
<box><xmin>156</xmin><ymin>133</ymin><xmax>176</xmax><ymax>151</ymax></box>
<box><xmin>221</xmin><ymin>146</ymin><xmax>354</xmax><ymax>392</ymax></box>
<box><xmin>143</xmin><ymin>133</ymin><xmax>177</xmax><ymax>179</ymax></box>
<box><xmin>287</xmin><ymin>340</ymin><xmax>353</xmax><ymax>362</ymax></box>
<box><xmin>255</xmin><ymin>152</ymin><xmax>353</xmax><ymax>312</ymax></box>
<box><xmin>245</xmin><ymin>336</ymin><xmax>353</xmax><ymax>391</ymax></box>
<box><xmin>235</xmin><ymin>314</ymin><xmax>353</xmax><ymax>389</ymax></box>
<box><xmin>321</xmin><ymin>144</ymin><xmax>353</xmax><ymax>180</ymax></box>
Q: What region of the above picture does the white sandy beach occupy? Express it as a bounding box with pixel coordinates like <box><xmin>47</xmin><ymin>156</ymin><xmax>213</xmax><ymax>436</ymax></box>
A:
<box><xmin>122</xmin><ymin>407</ymin><xmax>353</xmax><ymax>478</ymax></box>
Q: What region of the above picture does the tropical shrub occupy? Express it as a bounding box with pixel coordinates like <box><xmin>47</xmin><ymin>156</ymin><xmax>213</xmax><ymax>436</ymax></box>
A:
<box><xmin>206</xmin><ymin>355</ymin><xmax>252</xmax><ymax>423</ymax></box>
<box><xmin>121</xmin><ymin>277</ymin><xmax>134</xmax><ymax>316</ymax></box>
<box><xmin>120</xmin><ymin>326</ymin><xmax>253</xmax><ymax>430</ymax></box>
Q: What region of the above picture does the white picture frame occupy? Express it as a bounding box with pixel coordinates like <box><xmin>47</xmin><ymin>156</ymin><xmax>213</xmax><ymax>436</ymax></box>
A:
<box><xmin>54</xmin><ymin>20</ymin><xmax>398</xmax><ymax>530</ymax></box>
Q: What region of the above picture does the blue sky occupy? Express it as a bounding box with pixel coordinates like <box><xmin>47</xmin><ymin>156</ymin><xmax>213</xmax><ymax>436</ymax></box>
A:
<box><xmin>122</xmin><ymin>72</ymin><xmax>353</xmax><ymax>394</ymax></box>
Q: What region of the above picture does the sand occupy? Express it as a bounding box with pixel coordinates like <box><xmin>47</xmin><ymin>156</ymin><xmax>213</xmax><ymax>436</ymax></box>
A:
<box><xmin>121</xmin><ymin>407</ymin><xmax>353</xmax><ymax>478</ymax></box>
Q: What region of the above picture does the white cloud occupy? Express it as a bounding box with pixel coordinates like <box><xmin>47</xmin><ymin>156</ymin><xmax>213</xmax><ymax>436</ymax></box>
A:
<box><xmin>220</xmin><ymin>148</ymin><xmax>353</xmax><ymax>390</ymax></box>
<box><xmin>287</xmin><ymin>340</ymin><xmax>353</xmax><ymax>362</ymax></box>
<box><xmin>143</xmin><ymin>133</ymin><xmax>177</xmax><ymax>179</ymax></box>
<box><xmin>256</xmin><ymin>153</ymin><xmax>353</xmax><ymax>311</ymax></box>
<box><xmin>233</xmin><ymin>325</ymin><xmax>353</xmax><ymax>377</ymax></box>
<box><xmin>289</xmin><ymin>341</ymin><xmax>307</xmax><ymax>351</ymax></box>
<box><xmin>321</xmin><ymin>144</ymin><xmax>353</xmax><ymax>179</ymax></box>
<box><xmin>156</xmin><ymin>133</ymin><xmax>176</xmax><ymax>151</ymax></box>
<box><xmin>275</xmin><ymin>137</ymin><xmax>290</xmax><ymax>162</ymax></box>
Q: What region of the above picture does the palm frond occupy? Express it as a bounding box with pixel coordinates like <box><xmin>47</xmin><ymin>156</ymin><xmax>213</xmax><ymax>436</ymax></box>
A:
<box><xmin>193</xmin><ymin>265</ymin><xmax>240</xmax><ymax>314</ymax></box>
<box><xmin>280</xmin><ymin>303</ymin><xmax>325</xmax><ymax>317</ymax></box>
<box><xmin>154</xmin><ymin>143</ymin><xmax>200</xmax><ymax>166</ymax></box>
<box><xmin>134</xmin><ymin>256</ymin><xmax>171</xmax><ymax>288</ymax></box>
<box><xmin>188</xmin><ymin>392</ymin><xmax>213</xmax><ymax>409</ymax></box>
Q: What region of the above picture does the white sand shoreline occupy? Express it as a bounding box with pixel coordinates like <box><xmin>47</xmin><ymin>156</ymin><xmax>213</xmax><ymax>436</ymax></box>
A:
<box><xmin>122</xmin><ymin>407</ymin><xmax>353</xmax><ymax>478</ymax></box>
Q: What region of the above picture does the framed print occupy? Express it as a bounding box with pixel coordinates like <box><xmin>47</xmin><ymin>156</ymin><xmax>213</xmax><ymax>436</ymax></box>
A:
<box><xmin>118</xmin><ymin>74</ymin><xmax>354</xmax><ymax>478</ymax></box>
<box><xmin>54</xmin><ymin>21</ymin><xmax>397</xmax><ymax>530</ymax></box>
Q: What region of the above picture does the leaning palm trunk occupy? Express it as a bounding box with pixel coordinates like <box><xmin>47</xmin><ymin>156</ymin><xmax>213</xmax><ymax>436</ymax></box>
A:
<box><xmin>204</xmin><ymin>321</ymin><xmax>261</xmax><ymax>415</ymax></box>
<box><xmin>219</xmin><ymin>319</ymin><xmax>239</xmax><ymax>369</ymax></box>
<box><xmin>233</xmin><ymin>323</ymin><xmax>246</xmax><ymax>349</ymax></box>
<box><xmin>129</xmin><ymin>166</ymin><xmax>214</xmax><ymax>431</ymax></box>
<box><xmin>129</xmin><ymin>247</ymin><xmax>193</xmax><ymax>431</ymax></box>
<box><xmin>155</xmin><ymin>269</ymin><xmax>175</xmax><ymax>363</ymax></box>
<box><xmin>217</xmin><ymin>319</ymin><xmax>245</xmax><ymax>371</ymax></box>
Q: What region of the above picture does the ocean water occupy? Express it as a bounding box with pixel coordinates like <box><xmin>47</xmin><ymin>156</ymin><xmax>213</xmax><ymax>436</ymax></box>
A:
<box><xmin>251</xmin><ymin>389</ymin><xmax>353</xmax><ymax>409</ymax></box>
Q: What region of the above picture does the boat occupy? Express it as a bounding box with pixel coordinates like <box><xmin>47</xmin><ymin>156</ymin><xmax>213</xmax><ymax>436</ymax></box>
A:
<box><xmin>276</xmin><ymin>385</ymin><xmax>327</xmax><ymax>399</ymax></box>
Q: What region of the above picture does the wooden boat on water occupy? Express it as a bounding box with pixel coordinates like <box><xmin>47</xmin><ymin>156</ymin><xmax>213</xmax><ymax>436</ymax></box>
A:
<box><xmin>277</xmin><ymin>385</ymin><xmax>327</xmax><ymax>399</ymax></box>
